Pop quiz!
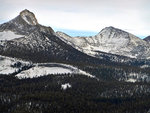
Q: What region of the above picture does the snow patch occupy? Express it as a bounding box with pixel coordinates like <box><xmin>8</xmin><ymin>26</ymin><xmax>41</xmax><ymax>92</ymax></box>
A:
<box><xmin>61</xmin><ymin>83</ymin><xmax>71</xmax><ymax>90</ymax></box>
<box><xmin>0</xmin><ymin>55</ymin><xmax>31</xmax><ymax>75</ymax></box>
<box><xmin>140</xmin><ymin>65</ymin><xmax>149</xmax><ymax>68</ymax></box>
<box><xmin>126</xmin><ymin>78</ymin><xmax>136</xmax><ymax>83</ymax></box>
<box><xmin>125</xmin><ymin>72</ymin><xmax>149</xmax><ymax>83</ymax></box>
<box><xmin>0</xmin><ymin>31</ymin><xmax>24</xmax><ymax>41</ymax></box>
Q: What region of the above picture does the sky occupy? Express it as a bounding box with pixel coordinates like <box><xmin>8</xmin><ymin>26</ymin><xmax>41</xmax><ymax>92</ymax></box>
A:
<box><xmin>0</xmin><ymin>0</ymin><xmax>150</xmax><ymax>38</ymax></box>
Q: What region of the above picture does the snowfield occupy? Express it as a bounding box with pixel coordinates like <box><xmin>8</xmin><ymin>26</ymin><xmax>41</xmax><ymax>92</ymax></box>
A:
<box><xmin>15</xmin><ymin>63</ymin><xmax>94</xmax><ymax>79</ymax></box>
<box><xmin>0</xmin><ymin>55</ymin><xmax>31</xmax><ymax>75</ymax></box>
<box><xmin>16</xmin><ymin>66</ymin><xmax>73</xmax><ymax>79</ymax></box>
<box><xmin>0</xmin><ymin>55</ymin><xmax>94</xmax><ymax>79</ymax></box>
<box><xmin>0</xmin><ymin>31</ymin><xmax>24</xmax><ymax>41</ymax></box>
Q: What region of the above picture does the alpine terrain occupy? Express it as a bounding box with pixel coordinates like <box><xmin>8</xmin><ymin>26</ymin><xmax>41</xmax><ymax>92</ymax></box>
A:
<box><xmin>0</xmin><ymin>9</ymin><xmax>150</xmax><ymax>113</ymax></box>
<box><xmin>57</xmin><ymin>26</ymin><xmax>150</xmax><ymax>59</ymax></box>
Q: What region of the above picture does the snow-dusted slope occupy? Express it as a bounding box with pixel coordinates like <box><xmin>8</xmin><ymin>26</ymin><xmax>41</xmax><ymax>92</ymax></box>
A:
<box><xmin>15</xmin><ymin>63</ymin><xmax>94</xmax><ymax>79</ymax></box>
<box><xmin>0</xmin><ymin>55</ymin><xmax>94</xmax><ymax>79</ymax></box>
<box><xmin>56</xmin><ymin>27</ymin><xmax>150</xmax><ymax>59</ymax></box>
<box><xmin>120</xmin><ymin>72</ymin><xmax>150</xmax><ymax>83</ymax></box>
<box><xmin>0</xmin><ymin>55</ymin><xmax>31</xmax><ymax>75</ymax></box>
<box><xmin>0</xmin><ymin>9</ymin><xmax>96</xmax><ymax>64</ymax></box>
<box><xmin>0</xmin><ymin>31</ymin><xmax>24</xmax><ymax>41</ymax></box>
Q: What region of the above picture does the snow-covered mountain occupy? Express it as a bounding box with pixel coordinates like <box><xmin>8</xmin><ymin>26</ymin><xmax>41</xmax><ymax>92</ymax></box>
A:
<box><xmin>1</xmin><ymin>10</ymin><xmax>150</xmax><ymax>113</ymax></box>
<box><xmin>0</xmin><ymin>9</ymin><xmax>101</xmax><ymax>64</ymax></box>
<box><xmin>56</xmin><ymin>27</ymin><xmax>150</xmax><ymax>59</ymax></box>
<box><xmin>1</xmin><ymin>9</ymin><xmax>150</xmax><ymax>63</ymax></box>
<box><xmin>1</xmin><ymin>9</ymin><xmax>150</xmax><ymax>83</ymax></box>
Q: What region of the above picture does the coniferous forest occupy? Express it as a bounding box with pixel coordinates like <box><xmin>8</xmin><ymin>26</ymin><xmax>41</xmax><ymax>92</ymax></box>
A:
<box><xmin>0</xmin><ymin>73</ymin><xmax>150</xmax><ymax>113</ymax></box>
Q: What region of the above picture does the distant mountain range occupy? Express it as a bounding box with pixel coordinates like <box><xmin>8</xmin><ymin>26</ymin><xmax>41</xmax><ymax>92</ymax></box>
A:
<box><xmin>0</xmin><ymin>9</ymin><xmax>98</xmax><ymax>64</ymax></box>
<box><xmin>1</xmin><ymin>9</ymin><xmax>150</xmax><ymax>61</ymax></box>
<box><xmin>1</xmin><ymin>9</ymin><xmax>150</xmax><ymax>113</ymax></box>
<box><xmin>0</xmin><ymin>9</ymin><xmax>150</xmax><ymax>82</ymax></box>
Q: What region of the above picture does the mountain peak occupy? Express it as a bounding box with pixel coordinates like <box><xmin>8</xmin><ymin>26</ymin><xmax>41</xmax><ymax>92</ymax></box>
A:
<box><xmin>105</xmin><ymin>26</ymin><xmax>115</xmax><ymax>29</ymax></box>
<box><xmin>96</xmin><ymin>26</ymin><xmax>130</xmax><ymax>37</ymax></box>
<box><xmin>20</xmin><ymin>9</ymin><xmax>38</xmax><ymax>25</ymax></box>
<box><xmin>102</xmin><ymin>26</ymin><xmax>121</xmax><ymax>32</ymax></box>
